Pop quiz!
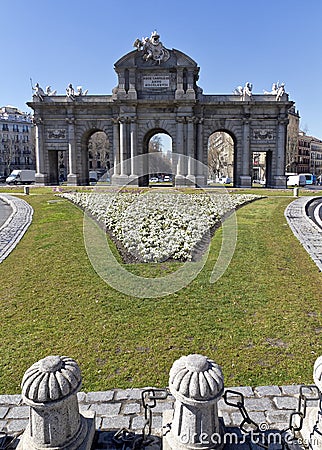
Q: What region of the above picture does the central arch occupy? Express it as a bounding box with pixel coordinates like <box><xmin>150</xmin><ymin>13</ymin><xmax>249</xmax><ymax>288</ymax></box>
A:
<box><xmin>140</xmin><ymin>129</ymin><xmax>173</xmax><ymax>186</ymax></box>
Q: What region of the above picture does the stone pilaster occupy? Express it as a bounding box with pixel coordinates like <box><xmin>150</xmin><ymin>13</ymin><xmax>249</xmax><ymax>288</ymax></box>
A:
<box><xmin>66</xmin><ymin>116</ymin><xmax>78</xmax><ymax>185</ymax></box>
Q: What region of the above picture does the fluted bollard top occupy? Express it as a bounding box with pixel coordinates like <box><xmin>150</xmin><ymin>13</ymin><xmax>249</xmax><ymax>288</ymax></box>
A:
<box><xmin>21</xmin><ymin>355</ymin><xmax>82</xmax><ymax>404</ymax></box>
<box><xmin>313</xmin><ymin>356</ymin><xmax>322</xmax><ymax>391</ymax></box>
<box><xmin>169</xmin><ymin>354</ymin><xmax>224</xmax><ymax>404</ymax></box>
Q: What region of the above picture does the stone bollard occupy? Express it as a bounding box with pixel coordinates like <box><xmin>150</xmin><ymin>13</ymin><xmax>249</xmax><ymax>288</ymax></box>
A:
<box><xmin>24</xmin><ymin>186</ymin><xmax>29</xmax><ymax>195</ymax></box>
<box><xmin>17</xmin><ymin>355</ymin><xmax>95</xmax><ymax>450</ymax></box>
<box><xmin>300</xmin><ymin>356</ymin><xmax>322</xmax><ymax>450</ymax></box>
<box><xmin>293</xmin><ymin>186</ymin><xmax>299</xmax><ymax>197</ymax></box>
<box><xmin>163</xmin><ymin>354</ymin><xmax>225</xmax><ymax>450</ymax></box>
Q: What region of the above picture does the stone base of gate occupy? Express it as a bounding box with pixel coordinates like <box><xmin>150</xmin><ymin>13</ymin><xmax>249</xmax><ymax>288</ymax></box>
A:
<box><xmin>35</xmin><ymin>173</ymin><xmax>48</xmax><ymax>185</ymax></box>
<box><xmin>174</xmin><ymin>175</ymin><xmax>196</xmax><ymax>187</ymax></box>
<box><xmin>67</xmin><ymin>173</ymin><xmax>80</xmax><ymax>186</ymax></box>
<box><xmin>111</xmin><ymin>174</ymin><xmax>134</xmax><ymax>186</ymax></box>
<box><xmin>238</xmin><ymin>176</ymin><xmax>252</xmax><ymax>188</ymax></box>
<box><xmin>270</xmin><ymin>175</ymin><xmax>287</xmax><ymax>189</ymax></box>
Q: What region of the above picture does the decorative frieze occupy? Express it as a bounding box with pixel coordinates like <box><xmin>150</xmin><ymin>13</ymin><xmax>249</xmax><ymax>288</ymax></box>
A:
<box><xmin>47</xmin><ymin>129</ymin><xmax>66</xmax><ymax>139</ymax></box>
<box><xmin>252</xmin><ymin>128</ymin><xmax>275</xmax><ymax>142</ymax></box>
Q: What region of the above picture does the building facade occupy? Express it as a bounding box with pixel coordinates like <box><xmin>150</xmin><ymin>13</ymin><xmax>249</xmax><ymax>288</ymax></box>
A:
<box><xmin>27</xmin><ymin>32</ymin><xmax>294</xmax><ymax>188</ymax></box>
<box><xmin>0</xmin><ymin>106</ymin><xmax>34</xmax><ymax>176</ymax></box>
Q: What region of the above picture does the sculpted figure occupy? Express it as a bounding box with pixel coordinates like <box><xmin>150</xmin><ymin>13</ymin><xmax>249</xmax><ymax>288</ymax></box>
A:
<box><xmin>133</xmin><ymin>31</ymin><xmax>170</xmax><ymax>64</ymax></box>
<box><xmin>32</xmin><ymin>83</ymin><xmax>46</xmax><ymax>101</ymax></box>
<box><xmin>76</xmin><ymin>86</ymin><xmax>88</xmax><ymax>96</ymax></box>
<box><xmin>263</xmin><ymin>81</ymin><xmax>285</xmax><ymax>100</ymax></box>
<box><xmin>233</xmin><ymin>82</ymin><xmax>252</xmax><ymax>100</ymax></box>
<box><xmin>46</xmin><ymin>86</ymin><xmax>57</xmax><ymax>96</ymax></box>
<box><xmin>276</xmin><ymin>82</ymin><xmax>285</xmax><ymax>101</ymax></box>
<box><xmin>66</xmin><ymin>83</ymin><xmax>75</xmax><ymax>100</ymax></box>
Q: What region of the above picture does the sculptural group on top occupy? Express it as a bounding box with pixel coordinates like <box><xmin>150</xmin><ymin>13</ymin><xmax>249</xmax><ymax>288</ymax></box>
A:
<box><xmin>133</xmin><ymin>30</ymin><xmax>170</xmax><ymax>64</ymax></box>
<box><xmin>32</xmin><ymin>83</ymin><xmax>88</xmax><ymax>101</ymax></box>
<box><xmin>233</xmin><ymin>81</ymin><xmax>286</xmax><ymax>101</ymax></box>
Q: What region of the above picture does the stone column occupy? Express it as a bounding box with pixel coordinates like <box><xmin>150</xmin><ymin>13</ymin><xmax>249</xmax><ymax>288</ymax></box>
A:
<box><xmin>119</xmin><ymin>117</ymin><xmax>129</xmax><ymax>181</ymax></box>
<box><xmin>17</xmin><ymin>355</ymin><xmax>95</xmax><ymax>450</ymax></box>
<box><xmin>113</xmin><ymin>118</ymin><xmax>120</xmax><ymax>174</ymax></box>
<box><xmin>175</xmin><ymin>117</ymin><xmax>186</xmax><ymax>186</ymax></box>
<box><xmin>163</xmin><ymin>354</ymin><xmax>225</xmax><ymax>450</ymax></box>
<box><xmin>186</xmin><ymin>117</ymin><xmax>196</xmax><ymax>185</ymax></box>
<box><xmin>272</xmin><ymin>117</ymin><xmax>288</xmax><ymax>188</ymax></box>
<box><xmin>129</xmin><ymin>117</ymin><xmax>138</xmax><ymax>184</ymax></box>
<box><xmin>66</xmin><ymin>117</ymin><xmax>78</xmax><ymax>185</ymax></box>
<box><xmin>239</xmin><ymin>116</ymin><xmax>251</xmax><ymax>187</ymax></box>
<box><xmin>34</xmin><ymin>116</ymin><xmax>47</xmax><ymax>185</ymax></box>
<box><xmin>195</xmin><ymin>118</ymin><xmax>206</xmax><ymax>187</ymax></box>
<box><xmin>300</xmin><ymin>356</ymin><xmax>322</xmax><ymax>450</ymax></box>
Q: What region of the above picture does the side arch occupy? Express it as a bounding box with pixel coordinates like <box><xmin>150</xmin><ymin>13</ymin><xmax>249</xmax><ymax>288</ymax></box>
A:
<box><xmin>76</xmin><ymin>120</ymin><xmax>112</xmax><ymax>185</ymax></box>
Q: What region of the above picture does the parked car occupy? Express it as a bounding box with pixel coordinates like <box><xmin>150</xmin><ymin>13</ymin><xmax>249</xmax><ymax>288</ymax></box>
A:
<box><xmin>163</xmin><ymin>175</ymin><xmax>172</xmax><ymax>182</ymax></box>
<box><xmin>0</xmin><ymin>175</ymin><xmax>6</xmax><ymax>183</ymax></box>
<box><xmin>149</xmin><ymin>177</ymin><xmax>159</xmax><ymax>183</ymax></box>
<box><xmin>218</xmin><ymin>177</ymin><xmax>232</xmax><ymax>184</ymax></box>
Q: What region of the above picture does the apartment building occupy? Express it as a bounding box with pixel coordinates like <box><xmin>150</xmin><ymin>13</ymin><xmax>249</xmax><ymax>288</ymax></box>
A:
<box><xmin>0</xmin><ymin>106</ymin><xmax>34</xmax><ymax>176</ymax></box>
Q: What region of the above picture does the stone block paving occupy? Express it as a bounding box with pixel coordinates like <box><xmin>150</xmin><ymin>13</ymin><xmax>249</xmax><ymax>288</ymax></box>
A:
<box><xmin>0</xmin><ymin>194</ymin><xmax>33</xmax><ymax>263</ymax></box>
<box><xmin>285</xmin><ymin>196</ymin><xmax>322</xmax><ymax>271</ymax></box>
<box><xmin>0</xmin><ymin>385</ymin><xmax>315</xmax><ymax>449</ymax></box>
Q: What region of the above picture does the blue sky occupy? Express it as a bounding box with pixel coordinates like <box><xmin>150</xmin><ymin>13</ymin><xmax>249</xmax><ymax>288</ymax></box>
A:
<box><xmin>2</xmin><ymin>0</ymin><xmax>321</xmax><ymax>138</ymax></box>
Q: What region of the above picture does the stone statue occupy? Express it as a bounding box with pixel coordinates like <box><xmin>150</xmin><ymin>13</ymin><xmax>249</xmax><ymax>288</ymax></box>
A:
<box><xmin>133</xmin><ymin>30</ymin><xmax>170</xmax><ymax>64</ymax></box>
<box><xmin>233</xmin><ymin>82</ymin><xmax>253</xmax><ymax>100</ymax></box>
<box><xmin>66</xmin><ymin>83</ymin><xmax>75</xmax><ymax>100</ymax></box>
<box><xmin>263</xmin><ymin>81</ymin><xmax>286</xmax><ymax>100</ymax></box>
<box><xmin>276</xmin><ymin>82</ymin><xmax>285</xmax><ymax>101</ymax></box>
<box><xmin>243</xmin><ymin>82</ymin><xmax>253</xmax><ymax>99</ymax></box>
<box><xmin>32</xmin><ymin>83</ymin><xmax>46</xmax><ymax>101</ymax></box>
<box><xmin>46</xmin><ymin>86</ymin><xmax>57</xmax><ymax>96</ymax></box>
<box><xmin>76</xmin><ymin>86</ymin><xmax>88</xmax><ymax>96</ymax></box>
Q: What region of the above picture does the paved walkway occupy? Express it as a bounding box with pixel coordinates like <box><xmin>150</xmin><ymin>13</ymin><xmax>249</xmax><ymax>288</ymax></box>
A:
<box><xmin>0</xmin><ymin>194</ymin><xmax>33</xmax><ymax>263</ymax></box>
<box><xmin>285</xmin><ymin>195</ymin><xmax>322</xmax><ymax>271</ymax></box>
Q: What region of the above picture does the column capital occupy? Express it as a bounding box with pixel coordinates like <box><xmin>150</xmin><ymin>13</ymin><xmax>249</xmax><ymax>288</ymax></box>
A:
<box><xmin>65</xmin><ymin>117</ymin><xmax>75</xmax><ymax>125</ymax></box>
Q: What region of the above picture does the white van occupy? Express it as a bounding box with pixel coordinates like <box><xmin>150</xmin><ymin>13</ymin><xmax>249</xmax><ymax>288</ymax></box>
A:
<box><xmin>6</xmin><ymin>170</ymin><xmax>36</xmax><ymax>184</ymax></box>
<box><xmin>287</xmin><ymin>174</ymin><xmax>306</xmax><ymax>187</ymax></box>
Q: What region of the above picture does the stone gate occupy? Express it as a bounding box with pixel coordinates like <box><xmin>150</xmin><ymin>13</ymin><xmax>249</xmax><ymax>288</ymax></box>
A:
<box><xmin>27</xmin><ymin>31</ymin><xmax>294</xmax><ymax>188</ymax></box>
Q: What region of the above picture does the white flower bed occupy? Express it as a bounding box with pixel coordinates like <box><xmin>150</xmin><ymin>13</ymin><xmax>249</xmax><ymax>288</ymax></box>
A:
<box><xmin>61</xmin><ymin>191</ymin><xmax>261</xmax><ymax>262</ymax></box>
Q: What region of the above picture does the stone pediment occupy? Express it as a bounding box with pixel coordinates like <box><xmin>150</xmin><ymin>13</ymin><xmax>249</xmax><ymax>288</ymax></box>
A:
<box><xmin>114</xmin><ymin>49</ymin><xmax>198</xmax><ymax>70</ymax></box>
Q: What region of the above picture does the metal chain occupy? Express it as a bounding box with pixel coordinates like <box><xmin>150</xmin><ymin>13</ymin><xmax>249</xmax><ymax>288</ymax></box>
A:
<box><xmin>113</xmin><ymin>388</ymin><xmax>169</xmax><ymax>450</ymax></box>
<box><xmin>224</xmin><ymin>385</ymin><xmax>321</xmax><ymax>450</ymax></box>
<box><xmin>0</xmin><ymin>431</ymin><xmax>23</xmax><ymax>450</ymax></box>
<box><xmin>288</xmin><ymin>384</ymin><xmax>320</xmax><ymax>436</ymax></box>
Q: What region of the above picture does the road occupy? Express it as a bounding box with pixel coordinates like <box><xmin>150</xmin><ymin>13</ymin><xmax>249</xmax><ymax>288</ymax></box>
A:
<box><xmin>0</xmin><ymin>198</ymin><xmax>12</xmax><ymax>228</ymax></box>
<box><xmin>306</xmin><ymin>197</ymin><xmax>322</xmax><ymax>229</ymax></box>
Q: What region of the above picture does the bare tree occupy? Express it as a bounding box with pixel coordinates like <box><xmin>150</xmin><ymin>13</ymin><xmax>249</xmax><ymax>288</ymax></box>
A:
<box><xmin>208</xmin><ymin>132</ymin><xmax>233</xmax><ymax>179</ymax></box>
<box><xmin>88</xmin><ymin>132</ymin><xmax>110</xmax><ymax>170</ymax></box>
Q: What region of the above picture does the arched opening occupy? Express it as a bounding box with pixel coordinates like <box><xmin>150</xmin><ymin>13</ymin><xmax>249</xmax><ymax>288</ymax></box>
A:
<box><xmin>140</xmin><ymin>131</ymin><xmax>172</xmax><ymax>186</ymax></box>
<box><xmin>252</xmin><ymin>150</ymin><xmax>272</xmax><ymax>187</ymax></box>
<box><xmin>207</xmin><ymin>131</ymin><xmax>234</xmax><ymax>186</ymax></box>
<box><xmin>86</xmin><ymin>131</ymin><xmax>110</xmax><ymax>184</ymax></box>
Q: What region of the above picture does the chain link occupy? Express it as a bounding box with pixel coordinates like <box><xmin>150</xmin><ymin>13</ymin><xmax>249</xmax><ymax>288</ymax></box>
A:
<box><xmin>288</xmin><ymin>384</ymin><xmax>320</xmax><ymax>436</ymax></box>
<box><xmin>113</xmin><ymin>388</ymin><xmax>169</xmax><ymax>449</ymax></box>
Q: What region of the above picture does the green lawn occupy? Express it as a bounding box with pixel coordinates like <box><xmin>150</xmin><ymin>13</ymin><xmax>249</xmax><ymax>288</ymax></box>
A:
<box><xmin>0</xmin><ymin>187</ymin><xmax>321</xmax><ymax>393</ymax></box>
